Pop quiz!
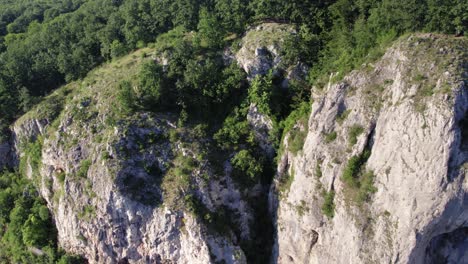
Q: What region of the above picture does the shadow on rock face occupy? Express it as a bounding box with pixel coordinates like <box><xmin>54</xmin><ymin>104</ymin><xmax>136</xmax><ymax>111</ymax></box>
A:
<box><xmin>113</xmin><ymin>115</ymin><xmax>173</xmax><ymax>207</ymax></box>
<box><xmin>117</xmin><ymin>165</ymin><xmax>163</xmax><ymax>207</ymax></box>
<box><xmin>425</xmin><ymin>227</ymin><xmax>468</xmax><ymax>264</ymax></box>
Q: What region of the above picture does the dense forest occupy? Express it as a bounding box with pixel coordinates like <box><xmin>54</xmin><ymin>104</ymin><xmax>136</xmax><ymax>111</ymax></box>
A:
<box><xmin>0</xmin><ymin>0</ymin><xmax>466</xmax><ymax>263</ymax></box>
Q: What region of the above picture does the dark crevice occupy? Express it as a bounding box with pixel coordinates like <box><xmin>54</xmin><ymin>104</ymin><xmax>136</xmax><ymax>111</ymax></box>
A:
<box><xmin>459</xmin><ymin>111</ymin><xmax>468</xmax><ymax>151</ymax></box>
<box><xmin>425</xmin><ymin>227</ymin><xmax>468</xmax><ymax>264</ymax></box>
<box><xmin>364</xmin><ymin>124</ymin><xmax>376</xmax><ymax>151</ymax></box>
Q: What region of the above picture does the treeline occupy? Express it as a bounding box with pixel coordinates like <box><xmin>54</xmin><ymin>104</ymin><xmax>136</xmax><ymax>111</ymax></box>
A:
<box><xmin>0</xmin><ymin>0</ymin><xmax>465</xmax><ymax>262</ymax></box>
<box><xmin>0</xmin><ymin>170</ymin><xmax>84</xmax><ymax>263</ymax></box>
<box><xmin>0</xmin><ymin>0</ymin><xmax>466</xmax><ymax>139</ymax></box>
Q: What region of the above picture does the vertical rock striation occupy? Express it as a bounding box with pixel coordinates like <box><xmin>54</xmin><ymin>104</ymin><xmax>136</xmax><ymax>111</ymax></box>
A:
<box><xmin>272</xmin><ymin>34</ymin><xmax>468</xmax><ymax>264</ymax></box>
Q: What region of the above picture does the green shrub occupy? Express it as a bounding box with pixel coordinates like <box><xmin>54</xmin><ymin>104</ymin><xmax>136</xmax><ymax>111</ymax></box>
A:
<box><xmin>315</xmin><ymin>163</ymin><xmax>322</xmax><ymax>178</ymax></box>
<box><xmin>342</xmin><ymin>150</ymin><xmax>377</xmax><ymax>206</ymax></box>
<box><xmin>336</xmin><ymin>110</ymin><xmax>350</xmax><ymax>125</ymax></box>
<box><xmin>77</xmin><ymin>205</ymin><xmax>95</xmax><ymax>220</ymax></box>
<box><xmin>342</xmin><ymin>150</ymin><xmax>371</xmax><ymax>188</ymax></box>
<box><xmin>348</xmin><ymin>125</ymin><xmax>364</xmax><ymax>146</ymax></box>
<box><xmin>110</xmin><ymin>40</ymin><xmax>127</xmax><ymax>59</ymax></box>
<box><xmin>138</xmin><ymin>61</ymin><xmax>168</xmax><ymax>110</ymax></box>
<box><xmin>295</xmin><ymin>200</ymin><xmax>309</xmax><ymax>217</ymax></box>
<box><xmin>357</xmin><ymin>171</ymin><xmax>378</xmax><ymax>205</ymax></box>
<box><xmin>57</xmin><ymin>172</ymin><xmax>66</xmax><ymax>184</ymax></box>
<box><xmin>162</xmin><ymin>154</ymin><xmax>198</xmax><ymax>209</ymax></box>
<box><xmin>288</xmin><ymin>129</ymin><xmax>307</xmax><ymax>155</ymax></box>
<box><xmin>77</xmin><ymin>159</ymin><xmax>91</xmax><ymax>178</ymax></box>
<box><xmin>117</xmin><ymin>80</ymin><xmax>136</xmax><ymax>114</ymax></box>
<box><xmin>248</xmin><ymin>74</ymin><xmax>273</xmax><ymax>116</ymax></box>
<box><xmin>20</xmin><ymin>137</ymin><xmax>43</xmax><ymax>177</ymax></box>
<box><xmin>102</xmin><ymin>151</ymin><xmax>111</xmax><ymax>160</ymax></box>
<box><xmin>214</xmin><ymin>108</ymin><xmax>254</xmax><ymax>150</ymax></box>
<box><xmin>278</xmin><ymin>169</ymin><xmax>294</xmax><ymax>196</ymax></box>
<box><xmin>324</xmin><ymin>131</ymin><xmax>337</xmax><ymax>143</ymax></box>
<box><xmin>231</xmin><ymin>150</ymin><xmax>263</xmax><ymax>182</ymax></box>
<box><xmin>413</xmin><ymin>73</ymin><xmax>426</xmax><ymax>82</ymax></box>
<box><xmin>321</xmin><ymin>190</ymin><xmax>335</xmax><ymax>218</ymax></box>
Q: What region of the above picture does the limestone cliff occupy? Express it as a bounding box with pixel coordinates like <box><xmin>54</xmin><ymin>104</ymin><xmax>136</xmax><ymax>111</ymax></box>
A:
<box><xmin>271</xmin><ymin>34</ymin><xmax>468</xmax><ymax>263</ymax></box>
<box><xmin>13</xmin><ymin>49</ymin><xmax>250</xmax><ymax>264</ymax></box>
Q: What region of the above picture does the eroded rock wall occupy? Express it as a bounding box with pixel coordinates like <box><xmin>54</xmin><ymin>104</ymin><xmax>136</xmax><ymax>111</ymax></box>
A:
<box><xmin>272</xmin><ymin>34</ymin><xmax>468</xmax><ymax>264</ymax></box>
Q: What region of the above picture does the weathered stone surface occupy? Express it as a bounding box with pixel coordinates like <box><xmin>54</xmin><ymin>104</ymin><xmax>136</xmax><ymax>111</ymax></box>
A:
<box><xmin>235</xmin><ymin>23</ymin><xmax>307</xmax><ymax>82</ymax></box>
<box><xmin>11</xmin><ymin>55</ymin><xmax>251</xmax><ymax>263</ymax></box>
<box><xmin>271</xmin><ymin>34</ymin><xmax>468</xmax><ymax>263</ymax></box>
<box><xmin>247</xmin><ymin>104</ymin><xmax>275</xmax><ymax>157</ymax></box>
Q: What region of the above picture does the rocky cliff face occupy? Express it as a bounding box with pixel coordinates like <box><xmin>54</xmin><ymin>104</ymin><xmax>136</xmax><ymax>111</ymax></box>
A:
<box><xmin>11</xmin><ymin>27</ymin><xmax>467</xmax><ymax>264</ymax></box>
<box><xmin>12</xmin><ymin>49</ymin><xmax>252</xmax><ymax>264</ymax></box>
<box><xmin>235</xmin><ymin>22</ymin><xmax>307</xmax><ymax>84</ymax></box>
<box><xmin>271</xmin><ymin>34</ymin><xmax>468</xmax><ymax>263</ymax></box>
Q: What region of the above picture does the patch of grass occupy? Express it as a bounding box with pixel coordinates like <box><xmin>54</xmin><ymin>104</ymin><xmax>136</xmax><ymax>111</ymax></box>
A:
<box><xmin>19</xmin><ymin>136</ymin><xmax>43</xmax><ymax>177</ymax></box>
<box><xmin>419</xmin><ymin>85</ymin><xmax>435</xmax><ymax>97</ymax></box>
<box><xmin>57</xmin><ymin>172</ymin><xmax>66</xmax><ymax>184</ymax></box>
<box><xmin>336</xmin><ymin>110</ymin><xmax>350</xmax><ymax>125</ymax></box>
<box><xmin>77</xmin><ymin>159</ymin><xmax>91</xmax><ymax>178</ymax></box>
<box><xmin>321</xmin><ymin>190</ymin><xmax>335</xmax><ymax>218</ymax></box>
<box><xmin>413</xmin><ymin>73</ymin><xmax>426</xmax><ymax>82</ymax></box>
<box><xmin>77</xmin><ymin>205</ymin><xmax>95</xmax><ymax>220</ymax></box>
<box><xmin>342</xmin><ymin>150</ymin><xmax>377</xmax><ymax>206</ymax></box>
<box><xmin>102</xmin><ymin>151</ymin><xmax>111</xmax><ymax>160</ymax></box>
<box><xmin>324</xmin><ymin>131</ymin><xmax>337</xmax><ymax>143</ymax></box>
<box><xmin>277</xmin><ymin>101</ymin><xmax>311</xmax><ymax>157</ymax></box>
<box><xmin>348</xmin><ymin>125</ymin><xmax>364</xmax><ymax>146</ymax></box>
<box><xmin>315</xmin><ymin>163</ymin><xmax>323</xmax><ymax>178</ymax></box>
<box><xmin>162</xmin><ymin>153</ymin><xmax>198</xmax><ymax>209</ymax></box>
<box><xmin>278</xmin><ymin>169</ymin><xmax>294</xmax><ymax>197</ymax></box>
<box><xmin>357</xmin><ymin>171</ymin><xmax>378</xmax><ymax>205</ymax></box>
<box><xmin>295</xmin><ymin>200</ymin><xmax>309</xmax><ymax>216</ymax></box>
<box><xmin>342</xmin><ymin>150</ymin><xmax>371</xmax><ymax>187</ymax></box>
<box><xmin>288</xmin><ymin>129</ymin><xmax>307</xmax><ymax>155</ymax></box>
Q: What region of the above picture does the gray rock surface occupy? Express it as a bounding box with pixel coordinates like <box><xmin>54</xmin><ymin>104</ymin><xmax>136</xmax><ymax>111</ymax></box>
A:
<box><xmin>271</xmin><ymin>34</ymin><xmax>468</xmax><ymax>263</ymax></box>
<box><xmin>247</xmin><ymin>103</ymin><xmax>275</xmax><ymax>157</ymax></box>
<box><xmin>235</xmin><ymin>23</ymin><xmax>307</xmax><ymax>82</ymax></box>
<box><xmin>12</xmin><ymin>56</ymin><xmax>250</xmax><ymax>263</ymax></box>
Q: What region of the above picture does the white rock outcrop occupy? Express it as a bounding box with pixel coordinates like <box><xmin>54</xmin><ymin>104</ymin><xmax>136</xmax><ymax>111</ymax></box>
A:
<box><xmin>271</xmin><ymin>34</ymin><xmax>468</xmax><ymax>263</ymax></box>
<box><xmin>13</xmin><ymin>111</ymin><xmax>248</xmax><ymax>264</ymax></box>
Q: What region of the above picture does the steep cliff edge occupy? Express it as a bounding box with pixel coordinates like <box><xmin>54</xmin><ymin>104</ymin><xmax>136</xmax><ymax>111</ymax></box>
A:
<box><xmin>13</xmin><ymin>48</ymin><xmax>251</xmax><ymax>264</ymax></box>
<box><xmin>272</xmin><ymin>34</ymin><xmax>468</xmax><ymax>263</ymax></box>
<box><xmin>10</xmin><ymin>22</ymin><xmax>302</xmax><ymax>264</ymax></box>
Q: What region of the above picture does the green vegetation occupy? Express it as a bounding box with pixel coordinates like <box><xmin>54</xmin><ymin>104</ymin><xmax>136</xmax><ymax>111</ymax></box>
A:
<box><xmin>348</xmin><ymin>125</ymin><xmax>364</xmax><ymax>146</ymax></box>
<box><xmin>278</xmin><ymin>101</ymin><xmax>311</xmax><ymax>156</ymax></box>
<box><xmin>321</xmin><ymin>190</ymin><xmax>335</xmax><ymax>218</ymax></box>
<box><xmin>342</xmin><ymin>150</ymin><xmax>377</xmax><ymax>205</ymax></box>
<box><xmin>77</xmin><ymin>205</ymin><xmax>95</xmax><ymax>221</ymax></box>
<box><xmin>0</xmin><ymin>0</ymin><xmax>466</xmax><ymax>262</ymax></box>
<box><xmin>56</xmin><ymin>172</ymin><xmax>66</xmax><ymax>184</ymax></box>
<box><xmin>295</xmin><ymin>200</ymin><xmax>309</xmax><ymax>217</ymax></box>
<box><xmin>76</xmin><ymin>159</ymin><xmax>91</xmax><ymax>179</ymax></box>
<box><xmin>278</xmin><ymin>169</ymin><xmax>295</xmax><ymax>197</ymax></box>
<box><xmin>342</xmin><ymin>150</ymin><xmax>371</xmax><ymax>187</ymax></box>
<box><xmin>336</xmin><ymin>110</ymin><xmax>351</xmax><ymax>125</ymax></box>
<box><xmin>0</xmin><ymin>170</ymin><xmax>84</xmax><ymax>263</ymax></box>
<box><xmin>324</xmin><ymin>131</ymin><xmax>337</xmax><ymax>143</ymax></box>
<box><xmin>358</xmin><ymin>171</ymin><xmax>378</xmax><ymax>204</ymax></box>
<box><xmin>231</xmin><ymin>149</ymin><xmax>264</xmax><ymax>184</ymax></box>
<box><xmin>288</xmin><ymin>129</ymin><xmax>308</xmax><ymax>155</ymax></box>
<box><xmin>315</xmin><ymin>163</ymin><xmax>323</xmax><ymax>178</ymax></box>
<box><xmin>162</xmin><ymin>153</ymin><xmax>198</xmax><ymax>209</ymax></box>
<box><xmin>19</xmin><ymin>136</ymin><xmax>43</xmax><ymax>178</ymax></box>
<box><xmin>117</xmin><ymin>80</ymin><xmax>136</xmax><ymax>115</ymax></box>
